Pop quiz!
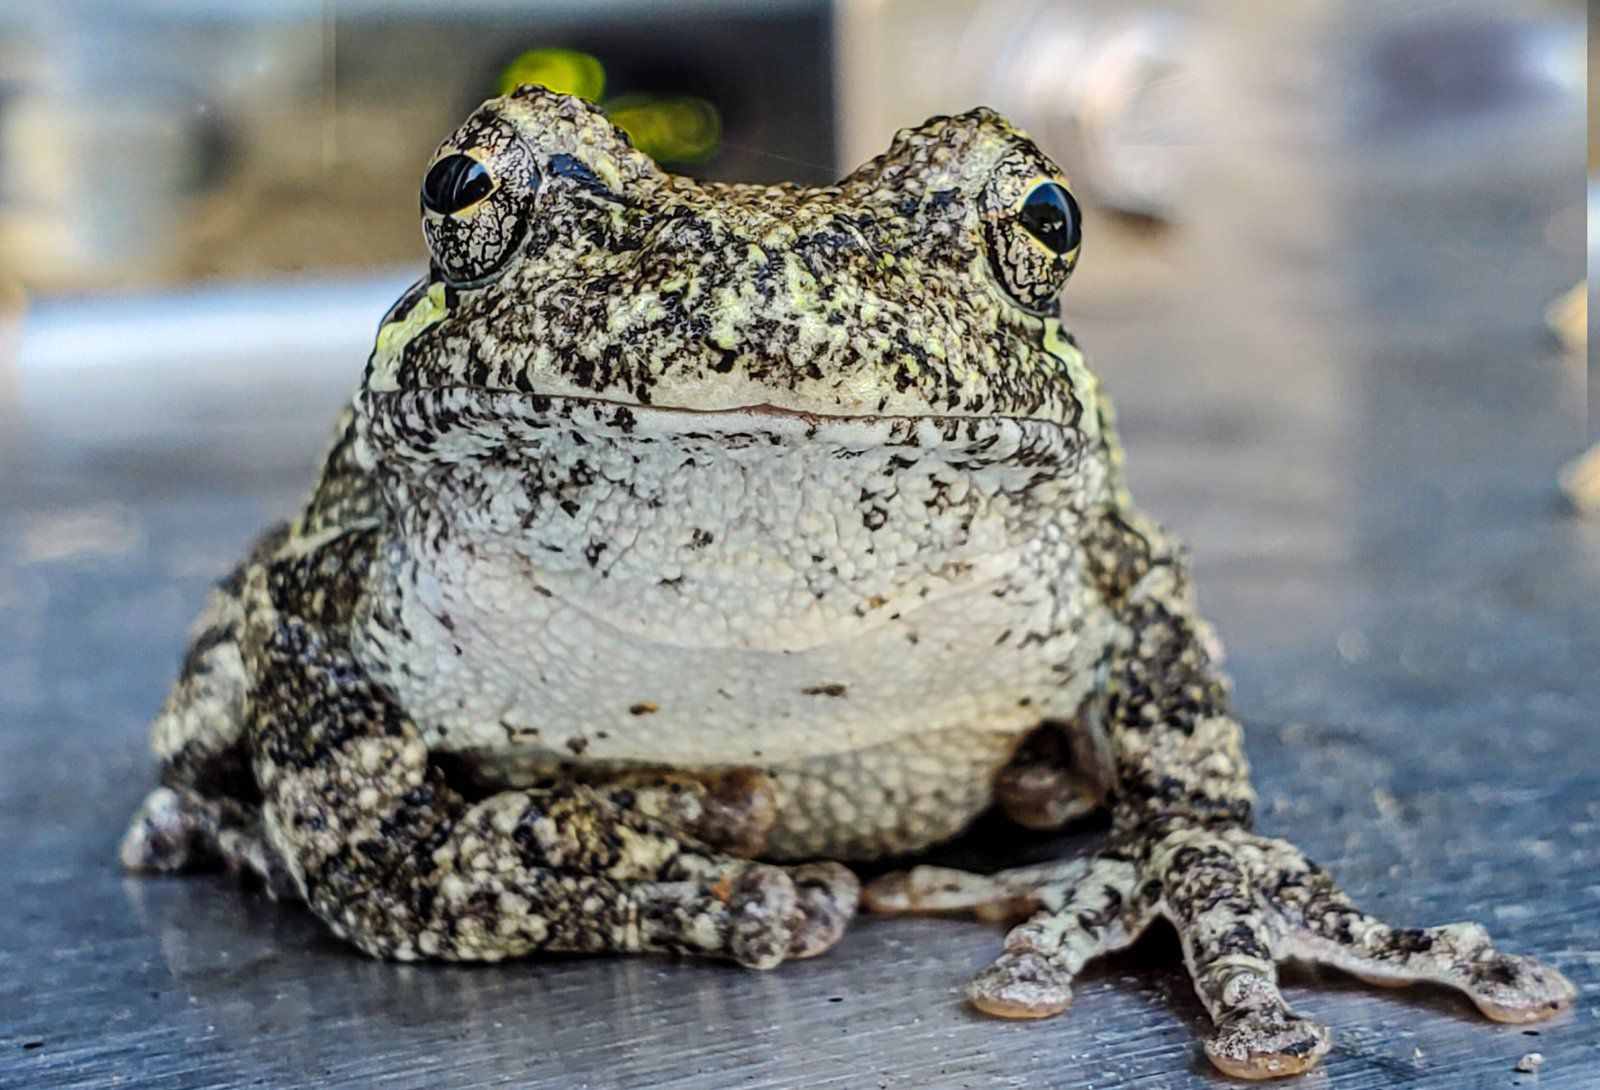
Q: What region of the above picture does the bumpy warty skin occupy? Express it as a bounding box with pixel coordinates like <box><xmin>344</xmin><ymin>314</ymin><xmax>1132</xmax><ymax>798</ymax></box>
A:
<box><xmin>123</xmin><ymin>87</ymin><xmax>1573</xmax><ymax>1081</ymax></box>
<box><xmin>369</xmin><ymin>91</ymin><xmax>1090</xmax><ymax>423</ymax></box>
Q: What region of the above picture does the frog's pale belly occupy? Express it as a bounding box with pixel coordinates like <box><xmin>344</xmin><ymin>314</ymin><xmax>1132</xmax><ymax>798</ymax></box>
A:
<box><xmin>391</xmin><ymin>561</ymin><xmax>1094</xmax><ymax>758</ymax></box>
<box><xmin>364</xmin><ymin>549</ymin><xmax>1108</xmax><ymax>858</ymax></box>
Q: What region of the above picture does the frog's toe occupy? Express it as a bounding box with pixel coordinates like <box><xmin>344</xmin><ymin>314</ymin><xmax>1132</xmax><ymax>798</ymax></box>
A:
<box><xmin>724</xmin><ymin>865</ymin><xmax>802</xmax><ymax>970</ymax></box>
<box><xmin>858</xmin><ymin>868</ymin><xmax>916</xmax><ymax>914</ymax></box>
<box><xmin>121</xmin><ymin>786</ymin><xmax>203</xmax><ymax>873</ymax></box>
<box><xmin>863</xmin><ymin>858</ymin><xmax>1095</xmax><ymax>922</ymax></box>
<box><xmin>1460</xmin><ymin>953</ymin><xmax>1575</xmax><ymax>1023</ymax></box>
<box><xmin>963</xmin><ymin>857</ymin><xmax>1147</xmax><ymax>1019</ymax></box>
<box><xmin>1203</xmin><ymin>1006</ymin><xmax>1331</xmax><ymax>1081</ymax></box>
<box><xmin>863</xmin><ymin>865</ymin><xmax>1035</xmax><ymax>921</ymax></box>
<box><xmin>722</xmin><ymin>860</ymin><xmax>858</xmax><ymax>968</ymax></box>
<box><xmin>1148</xmin><ymin>829</ymin><xmax>1332</xmax><ymax>1080</ymax></box>
<box><xmin>969</xmin><ymin>950</ymin><xmax>1075</xmax><ymax>1018</ymax></box>
<box><xmin>121</xmin><ymin>785</ymin><xmax>289</xmax><ymax>893</ymax></box>
<box><xmin>784</xmin><ymin>861</ymin><xmax>859</xmax><ymax>960</ymax></box>
<box><xmin>864</xmin><ymin>856</ymin><xmax>1147</xmax><ymax>1019</ymax></box>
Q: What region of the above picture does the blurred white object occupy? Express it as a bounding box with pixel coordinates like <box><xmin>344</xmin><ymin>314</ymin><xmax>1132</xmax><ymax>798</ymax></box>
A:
<box><xmin>0</xmin><ymin>92</ymin><xmax>203</xmax><ymax>286</ymax></box>
<box><xmin>1553</xmin><ymin>182</ymin><xmax>1595</xmax><ymax>516</ymax></box>
<box><xmin>834</xmin><ymin>0</ymin><xmax>1193</xmax><ymax>219</ymax></box>
<box><xmin>1560</xmin><ymin>444</ymin><xmax>1600</xmax><ymax>515</ymax></box>
<box><xmin>1546</xmin><ymin>281</ymin><xmax>1585</xmax><ymax>354</ymax></box>
<box><xmin>0</xmin><ymin>5</ymin><xmax>321</xmax><ymax>288</ymax></box>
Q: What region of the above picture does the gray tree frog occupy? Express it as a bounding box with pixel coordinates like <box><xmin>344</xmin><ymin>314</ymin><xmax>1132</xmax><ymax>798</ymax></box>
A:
<box><xmin>123</xmin><ymin>88</ymin><xmax>1572</xmax><ymax>1080</ymax></box>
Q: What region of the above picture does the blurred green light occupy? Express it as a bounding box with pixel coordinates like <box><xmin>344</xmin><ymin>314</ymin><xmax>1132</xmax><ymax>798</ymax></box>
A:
<box><xmin>495</xmin><ymin>49</ymin><xmax>721</xmax><ymax>166</ymax></box>
<box><xmin>606</xmin><ymin>94</ymin><xmax>722</xmax><ymax>165</ymax></box>
<box><xmin>497</xmin><ymin>48</ymin><xmax>606</xmax><ymax>101</ymax></box>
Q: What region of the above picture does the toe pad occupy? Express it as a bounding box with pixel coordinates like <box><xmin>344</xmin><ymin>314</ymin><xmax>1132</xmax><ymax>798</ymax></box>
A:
<box><xmin>969</xmin><ymin>951</ymin><xmax>1073</xmax><ymax>1019</ymax></box>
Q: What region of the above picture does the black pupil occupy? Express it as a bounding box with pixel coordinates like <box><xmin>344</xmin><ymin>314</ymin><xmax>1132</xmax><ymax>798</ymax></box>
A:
<box><xmin>422</xmin><ymin>154</ymin><xmax>494</xmax><ymax>215</ymax></box>
<box><xmin>1018</xmin><ymin>183</ymin><xmax>1081</xmax><ymax>255</ymax></box>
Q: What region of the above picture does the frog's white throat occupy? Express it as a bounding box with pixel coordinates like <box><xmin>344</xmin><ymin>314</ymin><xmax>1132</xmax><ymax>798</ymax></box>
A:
<box><xmin>366</xmin><ymin>388</ymin><xmax>1087</xmax><ymax>626</ymax></box>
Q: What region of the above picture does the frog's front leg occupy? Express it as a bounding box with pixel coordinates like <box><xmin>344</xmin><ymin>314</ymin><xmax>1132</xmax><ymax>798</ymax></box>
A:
<box><xmin>868</xmin><ymin>513</ymin><xmax>1572</xmax><ymax>1079</ymax></box>
<box><xmin>249</xmin><ymin>534</ymin><xmax>855</xmax><ymax>967</ymax></box>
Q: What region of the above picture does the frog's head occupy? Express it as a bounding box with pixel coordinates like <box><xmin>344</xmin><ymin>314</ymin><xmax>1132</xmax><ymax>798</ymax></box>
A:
<box><xmin>364</xmin><ymin>86</ymin><xmax>1095</xmax><ymax>440</ymax></box>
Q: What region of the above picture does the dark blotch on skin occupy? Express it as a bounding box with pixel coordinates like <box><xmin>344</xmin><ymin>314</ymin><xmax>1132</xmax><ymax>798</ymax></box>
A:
<box><xmin>801</xmin><ymin>684</ymin><xmax>848</xmax><ymax>698</ymax></box>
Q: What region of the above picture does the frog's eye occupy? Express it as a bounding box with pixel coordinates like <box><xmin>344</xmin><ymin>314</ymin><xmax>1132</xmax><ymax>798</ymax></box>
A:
<box><xmin>421</xmin><ymin>146</ymin><xmax>540</xmax><ymax>288</ymax></box>
<box><xmin>982</xmin><ymin>167</ymin><xmax>1083</xmax><ymax>315</ymax></box>
<box><xmin>1018</xmin><ymin>182</ymin><xmax>1082</xmax><ymax>257</ymax></box>
<box><xmin>421</xmin><ymin>154</ymin><xmax>495</xmax><ymax>216</ymax></box>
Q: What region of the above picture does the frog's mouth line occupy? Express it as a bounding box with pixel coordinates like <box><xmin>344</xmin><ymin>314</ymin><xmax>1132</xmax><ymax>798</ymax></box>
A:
<box><xmin>367</xmin><ymin>386</ymin><xmax>1086</xmax><ymax>441</ymax></box>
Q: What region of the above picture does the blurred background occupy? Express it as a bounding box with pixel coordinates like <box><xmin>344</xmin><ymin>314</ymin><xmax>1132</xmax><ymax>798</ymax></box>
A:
<box><xmin>1</xmin><ymin>3</ymin><xmax>1594</xmax><ymax>1089</ymax></box>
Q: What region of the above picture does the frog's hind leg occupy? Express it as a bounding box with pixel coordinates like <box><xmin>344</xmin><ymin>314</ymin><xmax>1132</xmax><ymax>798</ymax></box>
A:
<box><xmin>993</xmin><ymin>720</ymin><xmax>1110</xmax><ymax>832</ymax></box>
<box><xmin>122</xmin><ymin>524</ymin><xmax>289</xmax><ymax>891</ymax></box>
<box><xmin>249</xmin><ymin>528</ymin><xmax>858</xmax><ymax>966</ymax></box>
<box><xmin>252</xmin><ymin>622</ymin><xmax>858</xmax><ymax>964</ymax></box>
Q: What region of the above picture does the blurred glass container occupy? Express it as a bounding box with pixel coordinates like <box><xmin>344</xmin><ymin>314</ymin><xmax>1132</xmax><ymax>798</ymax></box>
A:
<box><xmin>2</xmin><ymin>92</ymin><xmax>203</xmax><ymax>288</ymax></box>
<box><xmin>835</xmin><ymin>0</ymin><xmax>1195</xmax><ymax>220</ymax></box>
<box><xmin>0</xmin><ymin>1</ymin><xmax>832</xmax><ymax>294</ymax></box>
<box><xmin>0</xmin><ymin>4</ymin><xmax>322</xmax><ymax>290</ymax></box>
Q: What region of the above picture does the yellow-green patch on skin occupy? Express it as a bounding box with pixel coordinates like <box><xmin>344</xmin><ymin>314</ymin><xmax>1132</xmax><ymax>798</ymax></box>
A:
<box><xmin>1043</xmin><ymin>319</ymin><xmax>1098</xmax><ymax>437</ymax></box>
<box><xmin>370</xmin><ymin>283</ymin><xmax>449</xmax><ymax>392</ymax></box>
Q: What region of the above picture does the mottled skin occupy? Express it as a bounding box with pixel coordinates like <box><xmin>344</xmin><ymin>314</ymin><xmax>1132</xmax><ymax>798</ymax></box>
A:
<box><xmin>123</xmin><ymin>88</ymin><xmax>1573</xmax><ymax>1079</ymax></box>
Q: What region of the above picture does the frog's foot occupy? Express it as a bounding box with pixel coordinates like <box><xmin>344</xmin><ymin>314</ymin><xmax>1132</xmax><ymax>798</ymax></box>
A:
<box><xmin>865</xmin><ymin>826</ymin><xmax>1573</xmax><ymax>1080</ymax></box>
<box><xmin>653</xmin><ymin>859</ymin><xmax>860</xmax><ymax>969</ymax></box>
<box><xmin>121</xmin><ymin>785</ymin><xmax>295</xmax><ymax>898</ymax></box>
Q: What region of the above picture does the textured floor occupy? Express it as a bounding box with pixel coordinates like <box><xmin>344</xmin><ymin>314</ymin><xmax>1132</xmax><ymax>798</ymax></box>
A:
<box><xmin>2</xmin><ymin>9</ymin><xmax>1594</xmax><ymax>1090</ymax></box>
